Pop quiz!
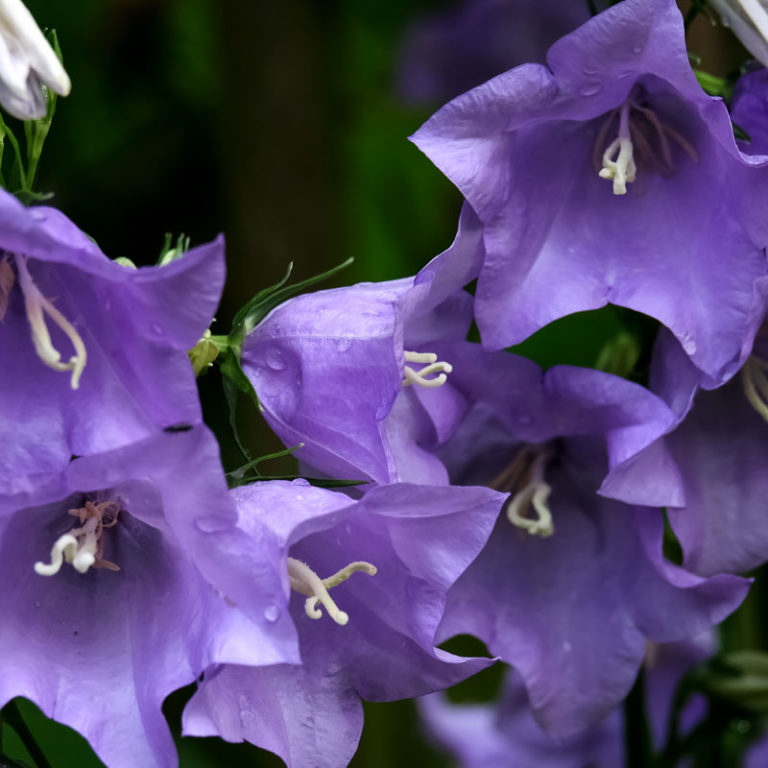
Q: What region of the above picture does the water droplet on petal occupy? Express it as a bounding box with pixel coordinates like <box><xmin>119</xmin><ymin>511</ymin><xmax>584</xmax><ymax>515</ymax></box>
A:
<box><xmin>265</xmin><ymin>347</ymin><xmax>286</xmax><ymax>371</ymax></box>
<box><xmin>632</xmin><ymin>45</ymin><xmax>642</xmax><ymax>54</ymax></box>
<box><xmin>195</xmin><ymin>516</ymin><xmax>231</xmax><ymax>533</ymax></box>
<box><xmin>264</xmin><ymin>604</ymin><xmax>279</xmax><ymax>622</ymax></box>
<box><xmin>30</xmin><ymin>210</ymin><xmax>46</xmax><ymax>222</ymax></box>
<box><xmin>374</xmin><ymin>404</ymin><xmax>389</xmax><ymax>420</ymax></box>
<box><xmin>579</xmin><ymin>84</ymin><xmax>602</xmax><ymax>97</ymax></box>
<box><xmin>150</xmin><ymin>323</ymin><xmax>163</xmax><ymax>336</ymax></box>
<box><xmin>679</xmin><ymin>335</ymin><xmax>697</xmax><ymax>356</ymax></box>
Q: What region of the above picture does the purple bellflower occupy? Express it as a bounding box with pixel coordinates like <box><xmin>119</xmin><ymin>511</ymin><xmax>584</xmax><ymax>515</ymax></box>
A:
<box><xmin>0</xmin><ymin>189</ymin><xmax>225</xmax><ymax>499</ymax></box>
<box><xmin>397</xmin><ymin>0</ymin><xmax>589</xmax><ymax>105</ymax></box>
<box><xmin>241</xmin><ymin>260</ymin><xmax>476</xmax><ymax>486</ymax></box>
<box><xmin>401</xmin><ymin>343</ymin><xmax>750</xmax><ymax>739</ymax></box>
<box><xmin>419</xmin><ymin>635</ymin><xmax>712</xmax><ymax>768</ymax></box>
<box><xmin>182</xmin><ymin>479</ymin><xmax>505</xmax><ymax>768</ymax></box>
<box><xmin>593</xmin><ymin>76</ymin><xmax>768</xmax><ymax>569</ymax></box>
<box><xmin>0</xmin><ymin>427</ymin><xmax>299</xmax><ymax>768</ymax></box>
<box><xmin>410</xmin><ymin>0</ymin><xmax>768</xmax><ymax>388</ymax></box>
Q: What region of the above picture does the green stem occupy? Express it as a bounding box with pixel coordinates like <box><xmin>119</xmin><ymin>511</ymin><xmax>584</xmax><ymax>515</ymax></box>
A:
<box><xmin>624</xmin><ymin>667</ymin><xmax>654</xmax><ymax>768</ymax></box>
<box><xmin>1</xmin><ymin>701</ymin><xmax>52</xmax><ymax>768</ymax></box>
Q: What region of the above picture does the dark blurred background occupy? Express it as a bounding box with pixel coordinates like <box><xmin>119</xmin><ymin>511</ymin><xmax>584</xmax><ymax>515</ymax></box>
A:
<box><xmin>2</xmin><ymin>0</ymin><xmax>757</xmax><ymax>766</ymax></box>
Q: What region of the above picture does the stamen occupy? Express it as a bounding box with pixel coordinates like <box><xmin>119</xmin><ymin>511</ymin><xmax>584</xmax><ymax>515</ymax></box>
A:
<box><xmin>35</xmin><ymin>500</ymin><xmax>121</xmax><ymax>576</ymax></box>
<box><xmin>742</xmin><ymin>356</ymin><xmax>768</xmax><ymax>424</ymax></box>
<box><xmin>403</xmin><ymin>350</ymin><xmax>453</xmax><ymax>388</ymax></box>
<box><xmin>599</xmin><ymin>101</ymin><xmax>636</xmax><ymax>195</ymax></box>
<box><xmin>286</xmin><ymin>556</ymin><xmax>377</xmax><ymax>626</ymax></box>
<box><xmin>14</xmin><ymin>255</ymin><xmax>87</xmax><ymax>389</ymax></box>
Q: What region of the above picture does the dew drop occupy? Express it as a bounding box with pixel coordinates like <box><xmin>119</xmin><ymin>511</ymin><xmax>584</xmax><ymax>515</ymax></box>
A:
<box><xmin>579</xmin><ymin>84</ymin><xmax>602</xmax><ymax>97</ymax></box>
<box><xmin>150</xmin><ymin>323</ymin><xmax>163</xmax><ymax>337</ymax></box>
<box><xmin>195</xmin><ymin>516</ymin><xmax>231</xmax><ymax>533</ymax></box>
<box><xmin>265</xmin><ymin>347</ymin><xmax>286</xmax><ymax>371</ymax></box>
<box><xmin>30</xmin><ymin>210</ymin><xmax>46</xmax><ymax>222</ymax></box>
<box><xmin>374</xmin><ymin>404</ymin><xmax>389</xmax><ymax>420</ymax></box>
<box><xmin>632</xmin><ymin>45</ymin><xmax>642</xmax><ymax>54</ymax></box>
<box><xmin>679</xmin><ymin>335</ymin><xmax>697</xmax><ymax>356</ymax></box>
<box><xmin>264</xmin><ymin>604</ymin><xmax>280</xmax><ymax>622</ymax></box>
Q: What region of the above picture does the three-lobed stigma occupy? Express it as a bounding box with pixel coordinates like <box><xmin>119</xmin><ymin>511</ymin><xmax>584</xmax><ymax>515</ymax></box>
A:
<box><xmin>287</xmin><ymin>557</ymin><xmax>377</xmax><ymax>626</ymax></box>
<box><xmin>403</xmin><ymin>350</ymin><xmax>453</xmax><ymax>388</ymax></box>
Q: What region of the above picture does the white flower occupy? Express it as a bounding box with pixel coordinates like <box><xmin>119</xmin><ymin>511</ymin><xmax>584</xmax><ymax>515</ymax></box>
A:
<box><xmin>0</xmin><ymin>0</ymin><xmax>70</xmax><ymax>120</ymax></box>
<box><xmin>709</xmin><ymin>0</ymin><xmax>768</xmax><ymax>67</ymax></box>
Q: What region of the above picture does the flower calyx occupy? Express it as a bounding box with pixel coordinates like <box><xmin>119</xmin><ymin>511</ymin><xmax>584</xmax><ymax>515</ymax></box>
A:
<box><xmin>35</xmin><ymin>500</ymin><xmax>121</xmax><ymax>576</ymax></box>
<box><xmin>287</xmin><ymin>556</ymin><xmax>377</xmax><ymax>626</ymax></box>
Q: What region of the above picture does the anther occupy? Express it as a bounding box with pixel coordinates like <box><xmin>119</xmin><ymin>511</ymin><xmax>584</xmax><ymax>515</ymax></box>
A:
<box><xmin>286</xmin><ymin>557</ymin><xmax>377</xmax><ymax>626</ymax></box>
<box><xmin>599</xmin><ymin>101</ymin><xmax>636</xmax><ymax>195</ymax></box>
<box><xmin>403</xmin><ymin>350</ymin><xmax>453</xmax><ymax>388</ymax></box>
<box><xmin>15</xmin><ymin>254</ymin><xmax>87</xmax><ymax>389</ymax></box>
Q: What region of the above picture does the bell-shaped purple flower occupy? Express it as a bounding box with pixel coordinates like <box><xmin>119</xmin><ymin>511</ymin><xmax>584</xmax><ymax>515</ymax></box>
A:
<box><xmin>241</xmin><ymin>263</ymin><xmax>475</xmax><ymax>486</ymax></box>
<box><xmin>0</xmin><ymin>427</ymin><xmax>298</xmax><ymax>768</ymax></box>
<box><xmin>411</xmin><ymin>0</ymin><xmax>768</xmax><ymax>388</ymax></box>
<box><xmin>401</xmin><ymin>343</ymin><xmax>750</xmax><ymax>739</ymax></box>
<box><xmin>182</xmin><ymin>479</ymin><xmax>505</xmax><ymax>768</ymax></box>
<box><xmin>0</xmin><ymin>189</ymin><xmax>225</xmax><ymax>498</ymax></box>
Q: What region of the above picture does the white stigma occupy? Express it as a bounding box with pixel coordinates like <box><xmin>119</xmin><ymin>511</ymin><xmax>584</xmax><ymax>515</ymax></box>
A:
<box><xmin>35</xmin><ymin>517</ymin><xmax>98</xmax><ymax>576</ymax></box>
<box><xmin>15</xmin><ymin>254</ymin><xmax>87</xmax><ymax>389</ymax></box>
<box><xmin>34</xmin><ymin>500</ymin><xmax>120</xmax><ymax>577</ymax></box>
<box><xmin>504</xmin><ymin>450</ymin><xmax>554</xmax><ymax>537</ymax></box>
<box><xmin>403</xmin><ymin>350</ymin><xmax>453</xmax><ymax>388</ymax></box>
<box><xmin>287</xmin><ymin>557</ymin><xmax>377</xmax><ymax>626</ymax></box>
<box><xmin>742</xmin><ymin>355</ymin><xmax>768</xmax><ymax>424</ymax></box>
<box><xmin>599</xmin><ymin>101</ymin><xmax>636</xmax><ymax>195</ymax></box>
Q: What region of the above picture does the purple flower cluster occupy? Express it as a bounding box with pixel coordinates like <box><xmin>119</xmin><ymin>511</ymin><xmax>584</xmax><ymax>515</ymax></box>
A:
<box><xmin>7</xmin><ymin>0</ymin><xmax>768</xmax><ymax>766</ymax></box>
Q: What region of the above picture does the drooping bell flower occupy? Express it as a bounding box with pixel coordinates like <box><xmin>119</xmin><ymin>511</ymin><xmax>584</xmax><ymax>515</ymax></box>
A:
<box><xmin>182</xmin><ymin>479</ymin><xmax>505</xmax><ymax>768</ymax></box>
<box><xmin>0</xmin><ymin>427</ymin><xmax>299</xmax><ymax>768</ymax></box>
<box><xmin>402</xmin><ymin>342</ymin><xmax>749</xmax><ymax>739</ymax></box>
<box><xmin>0</xmin><ymin>0</ymin><xmax>70</xmax><ymax>120</ymax></box>
<box><xmin>411</xmin><ymin>0</ymin><xmax>768</xmax><ymax>389</ymax></box>
<box><xmin>241</xmin><ymin>255</ymin><xmax>476</xmax><ymax>486</ymax></box>
<box><xmin>0</xmin><ymin>189</ymin><xmax>225</xmax><ymax>499</ymax></box>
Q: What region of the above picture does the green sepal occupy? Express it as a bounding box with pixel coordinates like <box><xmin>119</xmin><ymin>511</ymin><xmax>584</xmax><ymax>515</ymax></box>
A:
<box><xmin>229</xmin><ymin>257</ymin><xmax>354</xmax><ymax>347</ymax></box>
<box><xmin>693</xmin><ymin>69</ymin><xmax>735</xmax><ymax>100</ymax></box>
<box><xmin>226</xmin><ymin>443</ymin><xmax>304</xmax><ymax>486</ymax></box>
